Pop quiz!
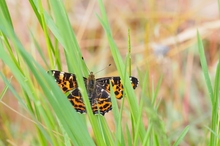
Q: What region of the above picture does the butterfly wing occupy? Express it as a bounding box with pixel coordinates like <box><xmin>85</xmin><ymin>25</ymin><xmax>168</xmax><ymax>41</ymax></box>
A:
<box><xmin>96</xmin><ymin>76</ymin><xmax>139</xmax><ymax>99</ymax></box>
<box><xmin>48</xmin><ymin>70</ymin><xmax>79</xmax><ymax>93</ymax></box>
<box><xmin>68</xmin><ymin>89</ymin><xmax>86</xmax><ymax>114</ymax></box>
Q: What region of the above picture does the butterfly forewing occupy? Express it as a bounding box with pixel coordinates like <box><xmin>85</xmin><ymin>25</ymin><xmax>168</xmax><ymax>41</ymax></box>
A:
<box><xmin>49</xmin><ymin>70</ymin><xmax>78</xmax><ymax>93</ymax></box>
<box><xmin>96</xmin><ymin>76</ymin><xmax>139</xmax><ymax>99</ymax></box>
<box><xmin>90</xmin><ymin>85</ymin><xmax>112</xmax><ymax>115</ymax></box>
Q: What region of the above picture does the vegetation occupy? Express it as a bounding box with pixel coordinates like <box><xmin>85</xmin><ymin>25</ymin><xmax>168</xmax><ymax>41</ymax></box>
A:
<box><xmin>0</xmin><ymin>0</ymin><xmax>219</xmax><ymax>145</ymax></box>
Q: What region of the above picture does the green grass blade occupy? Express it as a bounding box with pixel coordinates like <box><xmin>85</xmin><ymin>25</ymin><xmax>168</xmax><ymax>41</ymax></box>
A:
<box><xmin>110</xmin><ymin>80</ymin><xmax>126</xmax><ymax>145</ymax></box>
<box><xmin>128</xmin><ymin>29</ymin><xmax>131</xmax><ymax>76</ymax></box>
<box><xmin>29</xmin><ymin>0</ymin><xmax>43</xmax><ymax>27</ymax></box>
<box><xmin>142</xmin><ymin>124</ymin><xmax>152</xmax><ymax>145</ymax></box>
<box><xmin>99</xmin><ymin>117</ymin><xmax>115</xmax><ymax>146</ymax></box>
<box><xmin>213</xmin><ymin>56</ymin><xmax>220</xmax><ymax>144</ymax></box>
<box><xmin>0</xmin><ymin>76</ymin><xmax>10</xmax><ymax>101</ymax></box>
<box><xmin>30</xmin><ymin>31</ymin><xmax>49</xmax><ymax>68</ymax></box>
<box><xmin>133</xmin><ymin>98</ymin><xmax>144</xmax><ymax>145</ymax></box>
<box><xmin>173</xmin><ymin>126</ymin><xmax>190</xmax><ymax>146</ymax></box>
<box><xmin>197</xmin><ymin>31</ymin><xmax>214</xmax><ymax>103</ymax></box>
<box><xmin>0</xmin><ymin>0</ymin><xmax>13</xmax><ymax>29</ymax></box>
<box><xmin>126</xmin><ymin>124</ymin><xmax>132</xmax><ymax>146</ymax></box>
<box><xmin>153</xmin><ymin>75</ymin><xmax>163</xmax><ymax>108</ymax></box>
<box><xmin>197</xmin><ymin>31</ymin><xmax>218</xmax><ymax>146</ymax></box>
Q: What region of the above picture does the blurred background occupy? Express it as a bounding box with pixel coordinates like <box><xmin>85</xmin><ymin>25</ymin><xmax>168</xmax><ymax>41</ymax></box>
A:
<box><xmin>0</xmin><ymin>0</ymin><xmax>219</xmax><ymax>145</ymax></box>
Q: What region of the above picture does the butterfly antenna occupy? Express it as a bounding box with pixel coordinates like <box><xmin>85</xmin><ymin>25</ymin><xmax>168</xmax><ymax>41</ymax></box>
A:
<box><xmin>85</xmin><ymin>64</ymin><xmax>91</xmax><ymax>73</ymax></box>
<box><xmin>81</xmin><ymin>56</ymin><xmax>91</xmax><ymax>74</ymax></box>
<box><xmin>94</xmin><ymin>64</ymin><xmax>111</xmax><ymax>74</ymax></box>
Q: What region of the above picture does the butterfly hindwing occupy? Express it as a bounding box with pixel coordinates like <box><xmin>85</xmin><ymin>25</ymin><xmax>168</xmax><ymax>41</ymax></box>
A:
<box><xmin>68</xmin><ymin>89</ymin><xmax>86</xmax><ymax>114</ymax></box>
<box><xmin>90</xmin><ymin>85</ymin><xmax>112</xmax><ymax>115</ymax></box>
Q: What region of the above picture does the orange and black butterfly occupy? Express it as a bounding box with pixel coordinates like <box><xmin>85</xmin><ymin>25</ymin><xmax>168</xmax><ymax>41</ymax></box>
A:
<box><xmin>48</xmin><ymin>70</ymin><xmax>138</xmax><ymax>115</ymax></box>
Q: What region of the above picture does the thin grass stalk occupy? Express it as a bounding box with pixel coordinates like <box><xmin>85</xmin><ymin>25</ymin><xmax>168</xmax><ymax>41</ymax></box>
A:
<box><xmin>97</xmin><ymin>0</ymin><xmax>146</xmax><ymax>141</ymax></box>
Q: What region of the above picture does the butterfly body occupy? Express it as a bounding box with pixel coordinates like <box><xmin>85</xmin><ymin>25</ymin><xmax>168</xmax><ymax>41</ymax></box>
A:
<box><xmin>49</xmin><ymin>70</ymin><xmax>138</xmax><ymax>115</ymax></box>
<box><xmin>86</xmin><ymin>72</ymin><xmax>96</xmax><ymax>98</ymax></box>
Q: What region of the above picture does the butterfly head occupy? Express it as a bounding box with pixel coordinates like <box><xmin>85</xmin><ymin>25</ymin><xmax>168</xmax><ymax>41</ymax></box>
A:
<box><xmin>88</xmin><ymin>72</ymin><xmax>95</xmax><ymax>80</ymax></box>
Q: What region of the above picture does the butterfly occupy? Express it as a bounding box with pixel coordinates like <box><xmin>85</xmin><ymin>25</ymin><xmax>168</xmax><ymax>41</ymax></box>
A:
<box><xmin>48</xmin><ymin>70</ymin><xmax>138</xmax><ymax>115</ymax></box>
